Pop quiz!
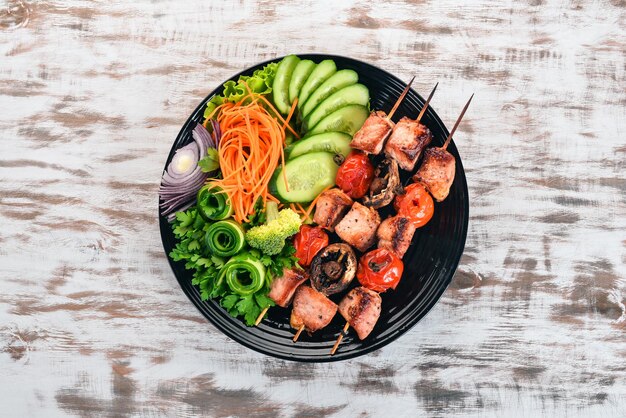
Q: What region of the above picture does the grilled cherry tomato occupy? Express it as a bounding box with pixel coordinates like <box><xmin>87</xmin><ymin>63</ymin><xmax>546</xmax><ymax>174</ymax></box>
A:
<box><xmin>335</xmin><ymin>151</ymin><xmax>374</xmax><ymax>199</ymax></box>
<box><xmin>357</xmin><ymin>248</ymin><xmax>404</xmax><ymax>292</ymax></box>
<box><xmin>394</xmin><ymin>182</ymin><xmax>434</xmax><ymax>228</ymax></box>
<box><xmin>293</xmin><ymin>225</ymin><xmax>329</xmax><ymax>267</ymax></box>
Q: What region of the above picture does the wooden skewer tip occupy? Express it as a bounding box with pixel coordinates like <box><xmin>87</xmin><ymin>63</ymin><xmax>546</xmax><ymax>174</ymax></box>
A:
<box><xmin>293</xmin><ymin>324</ymin><xmax>305</xmax><ymax>343</ymax></box>
<box><xmin>254</xmin><ymin>306</ymin><xmax>270</xmax><ymax>326</ymax></box>
<box><xmin>387</xmin><ymin>76</ymin><xmax>416</xmax><ymax>121</ymax></box>
<box><xmin>443</xmin><ymin>93</ymin><xmax>474</xmax><ymax>150</ymax></box>
<box><xmin>416</xmin><ymin>82</ymin><xmax>439</xmax><ymax>123</ymax></box>
<box><xmin>330</xmin><ymin>322</ymin><xmax>351</xmax><ymax>355</ymax></box>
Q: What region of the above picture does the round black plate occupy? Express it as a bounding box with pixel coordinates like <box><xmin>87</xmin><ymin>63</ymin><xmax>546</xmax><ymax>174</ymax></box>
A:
<box><xmin>159</xmin><ymin>54</ymin><xmax>469</xmax><ymax>362</ymax></box>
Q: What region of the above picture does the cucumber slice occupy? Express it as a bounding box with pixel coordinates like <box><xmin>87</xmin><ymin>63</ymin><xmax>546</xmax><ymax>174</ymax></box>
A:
<box><xmin>308</xmin><ymin>105</ymin><xmax>369</xmax><ymax>136</ymax></box>
<box><xmin>285</xmin><ymin>132</ymin><xmax>352</xmax><ymax>160</ymax></box>
<box><xmin>289</xmin><ymin>60</ymin><xmax>316</xmax><ymax>105</ymax></box>
<box><xmin>272</xmin><ymin>55</ymin><xmax>300</xmax><ymax>115</ymax></box>
<box><xmin>270</xmin><ymin>152</ymin><xmax>339</xmax><ymax>203</ymax></box>
<box><xmin>300</xmin><ymin>69</ymin><xmax>358</xmax><ymax>118</ymax></box>
<box><xmin>297</xmin><ymin>60</ymin><xmax>337</xmax><ymax>109</ymax></box>
<box><xmin>303</xmin><ymin>83</ymin><xmax>370</xmax><ymax>131</ymax></box>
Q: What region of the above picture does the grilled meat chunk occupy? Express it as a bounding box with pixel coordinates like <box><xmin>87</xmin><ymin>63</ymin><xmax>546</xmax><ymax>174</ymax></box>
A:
<box><xmin>335</xmin><ymin>202</ymin><xmax>381</xmax><ymax>252</ymax></box>
<box><xmin>313</xmin><ymin>188</ymin><xmax>353</xmax><ymax>232</ymax></box>
<box><xmin>350</xmin><ymin>111</ymin><xmax>394</xmax><ymax>155</ymax></box>
<box><xmin>384</xmin><ymin>117</ymin><xmax>432</xmax><ymax>171</ymax></box>
<box><xmin>268</xmin><ymin>268</ymin><xmax>308</xmax><ymax>308</ymax></box>
<box><xmin>338</xmin><ymin>287</ymin><xmax>382</xmax><ymax>340</ymax></box>
<box><xmin>412</xmin><ymin>147</ymin><xmax>455</xmax><ymax>202</ymax></box>
<box><xmin>290</xmin><ymin>285</ymin><xmax>338</xmax><ymax>333</ymax></box>
<box><xmin>377</xmin><ymin>215</ymin><xmax>416</xmax><ymax>258</ymax></box>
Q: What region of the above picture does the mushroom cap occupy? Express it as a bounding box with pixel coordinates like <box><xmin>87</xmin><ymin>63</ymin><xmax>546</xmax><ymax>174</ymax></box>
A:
<box><xmin>362</xmin><ymin>158</ymin><xmax>401</xmax><ymax>209</ymax></box>
<box><xmin>310</xmin><ymin>243</ymin><xmax>357</xmax><ymax>296</ymax></box>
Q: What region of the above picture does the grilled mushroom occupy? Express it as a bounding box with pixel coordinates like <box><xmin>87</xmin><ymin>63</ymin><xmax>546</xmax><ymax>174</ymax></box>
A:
<box><xmin>362</xmin><ymin>158</ymin><xmax>401</xmax><ymax>209</ymax></box>
<box><xmin>310</xmin><ymin>243</ymin><xmax>357</xmax><ymax>296</ymax></box>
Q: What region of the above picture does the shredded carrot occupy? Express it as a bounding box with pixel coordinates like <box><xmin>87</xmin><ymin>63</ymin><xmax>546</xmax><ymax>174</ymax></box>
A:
<box><xmin>207</xmin><ymin>85</ymin><xmax>297</xmax><ymax>223</ymax></box>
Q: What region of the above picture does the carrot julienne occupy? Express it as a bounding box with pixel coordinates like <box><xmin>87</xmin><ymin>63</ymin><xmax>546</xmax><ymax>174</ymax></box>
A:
<box><xmin>207</xmin><ymin>86</ymin><xmax>297</xmax><ymax>223</ymax></box>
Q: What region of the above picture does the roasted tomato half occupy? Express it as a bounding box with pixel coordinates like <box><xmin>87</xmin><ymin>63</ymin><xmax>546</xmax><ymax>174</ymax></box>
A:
<box><xmin>394</xmin><ymin>182</ymin><xmax>434</xmax><ymax>228</ymax></box>
<box><xmin>357</xmin><ymin>248</ymin><xmax>404</xmax><ymax>292</ymax></box>
<box><xmin>335</xmin><ymin>151</ymin><xmax>375</xmax><ymax>199</ymax></box>
<box><xmin>293</xmin><ymin>225</ymin><xmax>329</xmax><ymax>267</ymax></box>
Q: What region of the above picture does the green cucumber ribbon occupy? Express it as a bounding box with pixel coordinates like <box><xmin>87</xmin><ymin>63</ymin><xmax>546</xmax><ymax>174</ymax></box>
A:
<box><xmin>205</xmin><ymin>220</ymin><xmax>245</xmax><ymax>257</ymax></box>
<box><xmin>218</xmin><ymin>253</ymin><xmax>266</xmax><ymax>296</ymax></box>
<box><xmin>197</xmin><ymin>185</ymin><xmax>233</xmax><ymax>221</ymax></box>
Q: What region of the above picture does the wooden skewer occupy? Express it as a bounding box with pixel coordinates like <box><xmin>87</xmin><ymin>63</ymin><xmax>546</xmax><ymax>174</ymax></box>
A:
<box><xmin>292</xmin><ymin>324</ymin><xmax>305</xmax><ymax>342</ymax></box>
<box><xmin>386</xmin><ymin>76</ymin><xmax>415</xmax><ymax>121</ymax></box>
<box><xmin>254</xmin><ymin>306</ymin><xmax>269</xmax><ymax>326</ymax></box>
<box><xmin>415</xmin><ymin>82</ymin><xmax>439</xmax><ymax>124</ymax></box>
<box><xmin>442</xmin><ymin>94</ymin><xmax>474</xmax><ymax>151</ymax></box>
<box><xmin>330</xmin><ymin>322</ymin><xmax>351</xmax><ymax>355</ymax></box>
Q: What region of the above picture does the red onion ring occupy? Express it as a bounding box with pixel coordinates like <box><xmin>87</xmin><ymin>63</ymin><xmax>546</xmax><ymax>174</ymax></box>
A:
<box><xmin>159</xmin><ymin>122</ymin><xmax>219</xmax><ymax>218</ymax></box>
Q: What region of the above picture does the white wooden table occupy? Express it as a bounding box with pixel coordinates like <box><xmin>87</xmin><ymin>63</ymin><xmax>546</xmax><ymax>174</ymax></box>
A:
<box><xmin>1</xmin><ymin>1</ymin><xmax>625</xmax><ymax>416</ymax></box>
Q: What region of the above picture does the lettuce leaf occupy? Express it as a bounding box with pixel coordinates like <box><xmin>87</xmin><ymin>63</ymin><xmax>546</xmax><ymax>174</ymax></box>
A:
<box><xmin>203</xmin><ymin>62</ymin><xmax>278</xmax><ymax>119</ymax></box>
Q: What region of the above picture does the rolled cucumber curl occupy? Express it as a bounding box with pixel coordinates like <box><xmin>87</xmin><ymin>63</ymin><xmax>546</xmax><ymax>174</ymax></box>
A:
<box><xmin>205</xmin><ymin>220</ymin><xmax>246</xmax><ymax>257</ymax></box>
<box><xmin>220</xmin><ymin>253</ymin><xmax>266</xmax><ymax>296</ymax></box>
<box><xmin>197</xmin><ymin>185</ymin><xmax>233</xmax><ymax>221</ymax></box>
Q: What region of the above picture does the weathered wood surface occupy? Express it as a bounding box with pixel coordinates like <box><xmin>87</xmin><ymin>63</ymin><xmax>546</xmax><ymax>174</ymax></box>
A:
<box><xmin>1</xmin><ymin>0</ymin><xmax>625</xmax><ymax>416</ymax></box>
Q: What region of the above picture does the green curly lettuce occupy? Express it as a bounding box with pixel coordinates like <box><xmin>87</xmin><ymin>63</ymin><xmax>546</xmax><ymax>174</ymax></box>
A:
<box><xmin>203</xmin><ymin>62</ymin><xmax>279</xmax><ymax>119</ymax></box>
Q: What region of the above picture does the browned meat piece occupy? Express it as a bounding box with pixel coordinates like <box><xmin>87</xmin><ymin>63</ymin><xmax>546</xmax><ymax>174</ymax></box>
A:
<box><xmin>350</xmin><ymin>111</ymin><xmax>394</xmax><ymax>155</ymax></box>
<box><xmin>335</xmin><ymin>202</ymin><xmax>381</xmax><ymax>252</ymax></box>
<box><xmin>412</xmin><ymin>147</ymin><xmax>455</xmax><ymax>202</ymax></box>
<box><xmin>338</xmin><ymin>287</ymin><xmax>382</xmax><ymax>340</ymax></box>
<box><xmin>267</xmin><ymin>268</ymin><xmax>308</xmax><ymax>308</ymax></box>
<box><xmin>377</xmin><ymin>216</ymin><xmax>416</xmax><ymax>258</ymax></box>
<box><xmin>290</xmin><ymin>285</ymin><xmax>338</xmax><ymax>333</ymax></box>
<box><xmin>384</xmin><ymin>117</ymin><xmax>432</xmax><ymax>171</ymax></box>
<box><xmin>313</xmin><ymin>188</ymin><xmax>353</xmax><ymax>232</ymax></box>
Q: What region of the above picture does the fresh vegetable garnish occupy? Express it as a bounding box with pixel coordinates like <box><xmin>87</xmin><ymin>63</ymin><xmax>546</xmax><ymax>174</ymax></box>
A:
<box><xmin>169</xmin><ymin>207</ymin><xmax>275</xmax><ymax>326</ymax></box>
<box><xmin>159</xmin><ymin>123</ymin><xmax>218</xmax><ymax>220</ymax></box>
<box><xmin>208</xmin><ymin>88</ymin><xmax>298</xmax><ymax>223</ymax></box>
<box><xmin>273</xmin><ymin>54</ymin><xmax>301</xmax><ymax>115</ymax></box>
<box><xmin>217</xmin><ymin>252</ymin><xmax>266</xmax><ymax>296</ymax></box>
<box><xmin>293</xmin><ymin>225</ymin><xmax>329</xmax><ymax>267</ymax></box>
<box><xmin>356</xmin><ymin>248</ymin><xmax>404</xmax><ymax>292</ymax></box>
<box><xmin>205</xmin><ymin>220</ymin><xmax>246</xmax><ymax>257</ymax></box>
<box><xmin>197</xmin><ymin>148</ymin><xmax>220</xmax><ymax>173</ymax></box>
<box><xmin>335</xmin><ymin>151</ymin><xmax>375</xmax><ymax>199</ymax></box>
<box><xmin>197</xmin><ymin>185</ymin><xmax>233</xmax><ymax>221</ymax></box>
<box><xmin>270</xmin><ymin>152</ymin><xmax>340</xmax><ymax>203</ymax></box>
<box><xmin>393</xmin><ymin>182</ymin><xmax>434</xmax><ymax>228</ymax></box>
<box><xmin>245</xmin><ymin>201</ymin><xmax>301</xmax><ymax>256</ymax></box>
<box><xmin>203</xmin><ymin>62</ymin><xmax>279</xmax><ymax>120</ymax></box>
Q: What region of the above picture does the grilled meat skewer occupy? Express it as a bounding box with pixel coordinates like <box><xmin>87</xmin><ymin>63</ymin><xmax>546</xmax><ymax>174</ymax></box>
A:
<box><xmin>412</xmin><ymin>94</ymin><xmax>473</xmax><ymax>202</ymax></box>
<box><xmin>376</xmin><ymin>215</ymin><xmax>417</xmax><ymax>258</ymax></box>
<box><xmin>267</xmin><ymin>268</ymin><xmax>308</xmax><ymax>308</ymax></box>
<box><xmin>383</xmin><ymin>83</ymin><xmax>438</xmax><ymax>171</ymax></box>
<box><xmin>255</xmin><ymin>268</ymin><xmax>308</xmax><ymax>326</ymax></box>
<box><xmin>335</xmin><ymin>202</ymin><xmax>381</xmax><ymax>252</ymax></box>
<box><xmin>331</xmin><ymin>287</ymin><xmax>383</xmax><ymax>355</ymax></box>
<box><xmin>313</xmin><ymin>188</ymin><xmax>353</xmax><ymax>232</ymax></box>
<box><xmin>290</xmin><ymin>285</ymin><xmax>338</xmax><ymax>342</ymax></box>
<box><xmin>350</xmin><ymin>77</ymin><xmax>415</xmax><ymax>155</ymax></box>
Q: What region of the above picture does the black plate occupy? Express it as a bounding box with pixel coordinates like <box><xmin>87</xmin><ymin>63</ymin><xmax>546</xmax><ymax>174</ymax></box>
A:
<box><xmin>159</xmin><ymin>54</ymin><xmax>469</xmax><ymax>362</ymax></box>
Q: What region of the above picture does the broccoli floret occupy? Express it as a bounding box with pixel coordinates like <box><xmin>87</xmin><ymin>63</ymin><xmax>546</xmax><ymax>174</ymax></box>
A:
<box><xmin>245</xmin><ymin>201</ymin><xmax>301</xmax><ymax>255</ymax></box>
